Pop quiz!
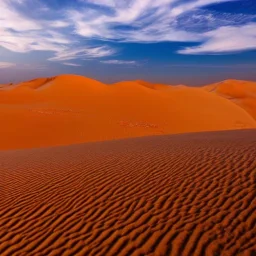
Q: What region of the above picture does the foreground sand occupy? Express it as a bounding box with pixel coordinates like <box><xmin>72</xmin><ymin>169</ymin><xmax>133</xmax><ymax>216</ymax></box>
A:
<box><xmin>1</xmin><ymin>130</ymin><xmax>255</xmax><ymax>256</ymax></box>
<box><xmin>0</xmin><ymin>75</ymin><xmax>255</xmax><ymax>150</ymax></box>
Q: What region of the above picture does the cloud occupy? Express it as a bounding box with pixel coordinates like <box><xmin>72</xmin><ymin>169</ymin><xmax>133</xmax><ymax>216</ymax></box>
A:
<box><xmin>15</xmin><ymin>63</ymin><xmax>47</xmax><ymax>70</ymax></box>
<box><xmin>49</xmin><ymin>46</ymin><xmax>116</xmax><ymax>61</ymax></box>
<box><xmin>63</xmin><ymin>62</ymin><xmax>82</xmax><ymax>67</ymax></box>
<box><xmin>100</xmin><ymin>60</ymin><xmax>138</xmax><ymax>65</ymax></box>
<box><xmin>0</xmin><ymin>0</ymin><xmax>71</xmax><ymax>53</ymax></box>
<box><xmin>0</xmin><ymin>0</ymin><xmax>115</xmax><ymax>60</ymax></box>
<box><xmin>85</xmin><ymin>0</ymin><xmax>115</xmax><ymax>7</ymax></box>
<box><xmin>0</xmin><ymin>0</ymin><xmax>41</xmax><ymax>31</ymax></box>
<box><xmin>0</xmin><ymin>63</ymin><xmax>47</xmax><ymax>70</ymax></box>
<box><xmin>67</xmin><ymin>0</ymin><xmax>240</xmax><ymax>44</ymax></box>
<box><xmin>178</xmin><ymin>23</ymin><xmax>256</xmax><ymax>54</ymax></box>
<box><xmin>0</xmin><ymin>0</ymin><xmax>255</xmax><ymax>58</ymax></box>
<box><xmin>0</xmin><ymin>62</ymin><xmax>16</xmax><ymax>69</ymax></box>
<box><xmin>66</xmin><ymin>0</ymin><xmax>256</xmax><ymax>54</ymax></box>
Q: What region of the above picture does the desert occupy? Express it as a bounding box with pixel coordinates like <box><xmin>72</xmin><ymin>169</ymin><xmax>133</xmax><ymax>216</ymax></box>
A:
<box><xmin>0</xmin><ymin>75</ymin><xmax>256</xmax><ymax>255</ymax></box>
<box><xmin>1</xmin><ymin>0</ymin><xmax>256</xmax><ymax>255</ymax></box>
<box><xmin>0</xmin><ymin>75</ymin><xmax>255</xmax><ymax>150</ymax></box>
<box><xmin>0</xmin><ymin>129</ymin><xmax>255</xmax><ymax>256</ymax></box>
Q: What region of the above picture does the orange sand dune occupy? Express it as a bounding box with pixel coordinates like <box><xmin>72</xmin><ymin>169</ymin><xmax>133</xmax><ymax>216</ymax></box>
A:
<box><xmin>204</xmin><ymin>79</ymin><xmax>256</xmax><ymax>120</ymax></box>
<box><xmin>0</xmin><ymin>130</ymin><xmax>255</xmax><ymax>256</ymax></box>
<box><xmin>134</xmin><ymin>80</ymin><xmax>170</xmax><ymax>90</ymax></box>
<box><xmin>0</xmin><ymin>83</ymin><xmax>10</xmax><ymax>90</ymax></box>
<box><xmin>0</xmin><ymin>74</ymin><xmax>255</xmax><ymax>150</ymax></box>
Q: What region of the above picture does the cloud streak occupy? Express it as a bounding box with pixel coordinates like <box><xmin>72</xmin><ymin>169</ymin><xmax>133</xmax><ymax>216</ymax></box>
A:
<box><xmin>100</xmin><ymin>60</ymin><xmax>138</xmax><ymax>65</ymax></box>
<box><xmin>63</xmin><ymin>62</ymin><xmax>82</xmax><ymax>67</ymax></box>
<box><xmin>48</xmin><ymin>46</ymin><xmax>116</xmax><ymax>61</ymax></box>
<box><xmin>0</xmin><ymin>62</ymin><xmax>16</xmax><ymax>69</ymax></box>
<box><xmin>179</xmin><ymin>23</ymin><xmax>256</xmax><ymax>54</ymax></box>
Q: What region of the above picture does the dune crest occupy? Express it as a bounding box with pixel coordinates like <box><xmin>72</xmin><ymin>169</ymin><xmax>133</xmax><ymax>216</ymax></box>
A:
<box><xmin>203</xmin><ymin>79</ymin><xmax>256</xmax><ymax>120</ymax></box>
<box><xmin>0</xmin><ymin>74</ymin><xmax>255</xmax><ymax>150</ymax></box>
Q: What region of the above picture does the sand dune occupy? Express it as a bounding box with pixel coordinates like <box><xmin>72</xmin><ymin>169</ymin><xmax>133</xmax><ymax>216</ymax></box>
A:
<box><xmin>134</xmin><ymin>80</ymin><xmax>170</xmax><ymax>90</ymax></box>
<box><xmin>204</xmin><ymin>79</ymin><xmax>256</xmax><ymax>120</ymax></box>
<box><xmin>1</xmin><ymin>75</ymin><xmax>255</xmax><ymax>255</ymax></box>
<box><xmin>0</xmin><ymin>130</ymin><xmax>255</xmax><ymax>256</ymax></box>
<box><xmin>0</xmin><ymin>74</ymin><xmax>255</xmax><ymax>150</ymax></box>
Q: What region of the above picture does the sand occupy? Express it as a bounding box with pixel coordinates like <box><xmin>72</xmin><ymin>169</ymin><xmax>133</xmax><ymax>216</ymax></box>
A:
<box><xmin>204</xmin><ymin>79</ymin><xmax>256</xmax><ymax>120</ymax></box>
<box><xmin>1</xmin><ymin>75</ymin><xmax>256</xmax><ymax>255</ymax></box>
<box><xmin>0</xmin><ymin>74</ymin><xmax>255</xmax><ymax>150</ymax></box>
<box><xmin>0</xmin><ymin>130</ymin><xmax>255</xmax><ymax>256</ymax></box>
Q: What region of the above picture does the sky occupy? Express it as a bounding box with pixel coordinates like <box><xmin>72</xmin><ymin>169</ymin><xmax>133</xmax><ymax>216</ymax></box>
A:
<box><xmin>0</xmin><ymin>0</ymin><xmax>256</xmax><ymax>85</ymax></box>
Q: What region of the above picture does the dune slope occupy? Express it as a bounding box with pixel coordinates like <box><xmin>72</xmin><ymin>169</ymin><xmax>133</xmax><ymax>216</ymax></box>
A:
<box><xmin>0</xmin><ymin>130</ymin><xmax>255</xmax><ymax>256</ymax></box>
<box><xmin>204</xmin><ymin>79</ymin><xmax>256</xmax><ymax>120</ymax></box>
<box><xmin>0</xmin><ymin>75</ymin><xmax>255</xmax><ymax>150</ymax></box>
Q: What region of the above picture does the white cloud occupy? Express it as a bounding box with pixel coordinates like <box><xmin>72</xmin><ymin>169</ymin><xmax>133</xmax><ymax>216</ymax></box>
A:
<box><xmin>0</xmin><ymin>62</ymin><xmax>16</xmax><ymax>69</ymax></box>
<box><xmin>100</xmin><ymin>60</ymin><xmax>138</xmax><ymax>65</ymax></box>
<box><xmin>63</xmin><ymin>62</ymin><xmax>82</xmax><ymax>67</ymax></box>
<box><xmin>0</xmin><ymin>0</ymin><xmax>41</xmax><ymax>31</ymax></box>
<box><xmin>170</xmin><ymin>0</ymin><xmax>237</xmax><ymax>17</ymax></box>
<box><xmin>67</xmin><ymin>0</ymin><xmax>256</xmax><ymax>54</ymax></box>
<box><xmin>178</xmin><ymin>23</ymin><xmax>256</xmax><ymax>54</ymax></box>
<box><xmin>15</xmin><ymin>63</ymin><xmax>47</xmax><ymax>70</ymax></box>
<box><xmin>0</xmin><ymin>0</ymin><xmax>255</xmax><ymax>58</ymax></box>
<box><xmin>0</xmin><ymin>29</ymin><xmax>69</xmax><ymax>53</ymax></box>
<box><xmin>85</xmin><ymin>0</ymin><xmax>115</xmax><ymax>7</ymax></box>
<box><xmin>49</xmin><ymin>46</ymin><xmax>116</xmax><ymax>61</ymax></box>
<box><xmin>0</xmin><ymin>63</ymin><xmax>47</xmax><ymax>70</ymax></box>
<box><xmin>0</xmin><ymin>0</ymin><xmax>115</xmax><ymax>60</ymax></box>
<box><xmin>0</xmin><ymin>0</ymin><xmax>71</xmax><ymax>53</ymax></box>
<box><xmin>67</xmin><ymin>0</ymin><xmax>238</xmax><ymax>44</ymax></box>
<box><xmin>49</xmin><ymin>21</ymin><xmax>70</xmax><ymax>28</ymax></box>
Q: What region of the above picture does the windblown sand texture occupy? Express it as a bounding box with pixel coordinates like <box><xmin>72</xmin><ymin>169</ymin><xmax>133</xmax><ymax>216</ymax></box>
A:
<box><xmin>0</xmin><ymin>75</ymin><xmax>255</xmax><ymax>149</ymax></box>
<box><xmin>0</xmin><ymin>130</ymin><xmax>255</xmax><ymax>256</ymax></box>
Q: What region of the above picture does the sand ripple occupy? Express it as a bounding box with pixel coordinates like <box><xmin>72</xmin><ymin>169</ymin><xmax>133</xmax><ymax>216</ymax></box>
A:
<box><xmin>0</xmin><ymin>130</ymin><xmax>256</xmax><ymax>255</ymax></box>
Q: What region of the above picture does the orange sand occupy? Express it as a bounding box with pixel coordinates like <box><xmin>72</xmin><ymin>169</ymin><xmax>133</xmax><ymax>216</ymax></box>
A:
<box><xmin>0</xmin><ymin>74</ymin><xmax>255</xmax><ymax>150</ymax></box>
<box><xmin>204</xmin><ymin>79</ymin><xmax>256</xmax><ymax>120</ymax></box>
<box><xmin>0</xmin><ymin>130</ymin><xmax>255</xmax><ymax>255</ymax></box>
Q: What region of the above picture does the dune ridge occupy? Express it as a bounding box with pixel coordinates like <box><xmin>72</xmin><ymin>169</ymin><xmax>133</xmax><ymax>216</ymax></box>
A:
<box><xmin>0</xmin><ymin>74</ymin><xmax>255</xmax><ymax>150</ymax></box>
<box><xmin>203</xmin><ymin>79</ymin><xmax>256</xmax><ymax>120</ymax></box>
<box><xmin>0</xmin><ymin>130</ymin><xmax>255</xmax><ymax>255</ymax></box>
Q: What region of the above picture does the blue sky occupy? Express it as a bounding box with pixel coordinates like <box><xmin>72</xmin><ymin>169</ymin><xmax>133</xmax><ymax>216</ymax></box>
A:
<box><xmin>0</xmin><ymin>0</ymin><xmax>255</xmax><ymax>85</ymax></box>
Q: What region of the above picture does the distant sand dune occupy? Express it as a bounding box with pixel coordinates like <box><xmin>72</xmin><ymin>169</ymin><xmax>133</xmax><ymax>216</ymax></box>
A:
<box><xmin>0</xmin><ymin>75</ymin><xmax>255</xmax><ymax>150</ymax></box>
<box><xmin>0</xmin><ymin>130</ymin><xmax>255</xmax><ymax>255</ymax></box>
<box><xmin>204</xmin><ymin>79</ymin><xmax>256</xmax><ymax>120</ymax></box>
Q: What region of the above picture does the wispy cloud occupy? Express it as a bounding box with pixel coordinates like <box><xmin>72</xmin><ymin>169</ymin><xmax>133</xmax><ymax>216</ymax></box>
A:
<box><xmin>48</xmin><ymin>46</ymin><xmax>116</xmax><ymax>61</ymax></box>
<box><xmin>68</xmin><ymin>0</ymin><xmax>238</xmax><ymax>41</ymax></box>
<box><xmin>15</xmin><ymin>64</ymin><xmax>47</xmax><ymax>70</ymax></box>
<box><xmin>100</xmin><ymin>60</ymin><xmax>138</xmax><ymax>65</ymax></box>
<box><xmin>0</xmin><ymin>62</ymin><xmax>16</xmax><ymax>69</ymax></box>
<box><xmin>0</xmin><ymin>0</ymin><xmax>115</xmax><ymax>60</ymax></box>
<box><xmin>67</xmin><ymin>0</ymin><xmax>256</xmax><ymax>54</ymax></box>
<box><xmin>0</xmin><ymin>63</ymin><xmax>47</xmax><ymax>70</ymax></box>
<box><xmin>0</xmin><ymin>0</ymin><xmax>255</xmax><ymax>59</ymax></box>
<box><xmin>63</xmin><ymin>62</ymin><xmax>82</xmax><ymax>67</ymax></box>
<box><xmin>178</xmin><ymin>23</ymin><xmax>256</xmax><ymax>54</ymax></box>
<box><xmin>0</xmin><ymin>0</ymin><xmax>71</xmax><ymax>53</ymax></box>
